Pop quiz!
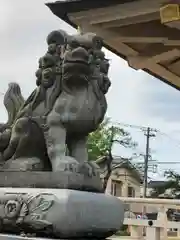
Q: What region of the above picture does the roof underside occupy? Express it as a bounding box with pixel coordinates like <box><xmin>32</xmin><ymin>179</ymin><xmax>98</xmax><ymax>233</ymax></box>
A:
<box><xmin>47</xmin><ymin>0</ymin><xmax>180</xmax><ymax>90</ymax></box>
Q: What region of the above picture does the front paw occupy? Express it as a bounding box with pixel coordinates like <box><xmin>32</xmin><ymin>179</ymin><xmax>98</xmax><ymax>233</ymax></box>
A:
<box><xmin>78</xmin><ymin>161</ymin><xmax>99</xmax><ymax>177</ymax></box>
<box><xmin>54</xmin><ymin>156</ymin><xmax>79</xmax><ymax>173</ymax></box>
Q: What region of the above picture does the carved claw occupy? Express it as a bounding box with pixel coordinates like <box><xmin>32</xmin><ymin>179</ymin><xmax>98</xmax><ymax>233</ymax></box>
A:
<box><xmin>78</xmin><ymin>162</ymin><xmax>99</xmax><ymax>177</ymax></box>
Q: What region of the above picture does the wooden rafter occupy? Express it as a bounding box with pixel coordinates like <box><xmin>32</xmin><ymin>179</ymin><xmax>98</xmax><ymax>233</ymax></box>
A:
<box><xmin>70</xmin><ymin>20</ymin><xmax>138</xmax><ymax>56</ymax></box>
<box><xmin>67</xmin><ymin>1</ymin><xmax>180</xmax><ymax>89</ymax></box>
<box><xmin>128</xmin><ymin>49</ymin><xmax>180</xmax><ymax>69</ymax></box>
<box><xmin>70</xmin><ymin>13</ymin><xmax>180</xmax><ymax>46</ymax></box>
<box><xmin>70</xmin><ymin>0</ymin><xmax>165</xmax><ymax>21</ymax></box>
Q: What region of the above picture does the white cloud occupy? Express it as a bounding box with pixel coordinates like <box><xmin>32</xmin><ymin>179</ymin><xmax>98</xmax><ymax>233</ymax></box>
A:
<box><xmin>0</xmin><ymin>0</ymin><xmax>12</xmax><ymax>33</ymax></box>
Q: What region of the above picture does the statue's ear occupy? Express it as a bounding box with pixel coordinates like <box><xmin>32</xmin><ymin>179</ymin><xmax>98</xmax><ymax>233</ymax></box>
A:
<box><xmin>46</xmin><ymin>30</ymin><xmax>70</xmax><ymax>46</ymax></box>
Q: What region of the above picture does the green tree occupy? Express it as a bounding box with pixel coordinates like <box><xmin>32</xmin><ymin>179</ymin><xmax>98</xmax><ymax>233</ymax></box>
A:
<box><xmin>164</xmin><ymin>170</ymin><xmax>180</xmax><ymax>198</ymax></box>
<box><xmin>87</xmin><ymin>118</ymin><xmax>137</xmax><ymax>190</ymax></box>
<box><xmin>150</xmin><ymin>184</ymin><xmax>169</xmax><ymax>198</ymax></box>
<box><xmin>150</xmin><ymin>170</ymin><xmax>180</xmax><ymax>198</ymax></box>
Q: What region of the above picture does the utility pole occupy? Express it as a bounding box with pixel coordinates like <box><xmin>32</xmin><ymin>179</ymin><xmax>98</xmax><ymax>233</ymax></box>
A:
<box><xmin>143</xmin><ymin>127</ymin><xmax>156</xmax><ymax>198</ymax></box>
<box><xmin>142</xmin><ymin>127</ymin><xmax>156</xmax><ymax>221</ymax></box>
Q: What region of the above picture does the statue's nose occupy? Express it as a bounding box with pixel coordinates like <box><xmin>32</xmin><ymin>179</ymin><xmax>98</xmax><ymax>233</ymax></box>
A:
<box><xmin>71</xmin><ymin>47</ymin><xmax>89</xmax><ymax>63</ymax></box>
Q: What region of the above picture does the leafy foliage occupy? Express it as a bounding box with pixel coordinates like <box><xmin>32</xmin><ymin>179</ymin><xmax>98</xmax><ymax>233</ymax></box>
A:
<box><xmin>87</xmin><ymin>118</ymin><xmax>137</xmax><ymax>161</ymax></box>
<box><xmin>87</xmin><ymin>118</ymin><xmax>137</xmax><ymax>191</ymax></box>
<box><xmin>150</xmin><ymin>170</ymin><xmax>180</xmax><ymax>198</ymax></box>
<box><xmin>164</xmin><ymin>170</ymin><xmax>180</xmax><ymax>198</ymax></box>
<box><xmin>150</xmin><ymin>185</ymin><xmax>170</xmax><ymax>198</ymax></box>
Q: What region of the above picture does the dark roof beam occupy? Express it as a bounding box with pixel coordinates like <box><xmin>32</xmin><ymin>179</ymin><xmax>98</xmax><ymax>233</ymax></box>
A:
<box><xmin>69</xmin><ymin>0</ymin><xmax>164</xmax><ymax>22</ymax></box>
<box><xmin>110</xmin><ymin>22</ymin><xmax>180</xmax><ymax>39</ymax></box>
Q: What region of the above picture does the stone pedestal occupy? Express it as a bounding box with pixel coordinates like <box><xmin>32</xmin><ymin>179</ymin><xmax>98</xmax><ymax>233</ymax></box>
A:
<box><xmin>0</xmin><ymin>171</ymin><xmax>103</xmax><ymax>193</ymax></box>
<box><xmin>0</xmin><ymin>235</ymin><xmax>53</xmax><ymax>239</ymax></box>
<box><xmin>0</xmin><ymin>187</ymin><xmax>124</xmax><ymax>239</ymax></box>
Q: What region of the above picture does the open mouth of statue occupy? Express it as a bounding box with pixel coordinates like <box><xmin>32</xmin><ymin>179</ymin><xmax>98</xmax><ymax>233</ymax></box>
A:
<box><xmin>63</xmin><ymin>60</ymin><xmax>90</xmax><ymax>76</ymax></box>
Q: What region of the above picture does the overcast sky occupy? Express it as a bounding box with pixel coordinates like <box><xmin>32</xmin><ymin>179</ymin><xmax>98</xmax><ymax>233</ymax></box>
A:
<box><xmin>1</xmin><ymin>0</ymin><xmax>180</xmax><ymax>180</ymax></box>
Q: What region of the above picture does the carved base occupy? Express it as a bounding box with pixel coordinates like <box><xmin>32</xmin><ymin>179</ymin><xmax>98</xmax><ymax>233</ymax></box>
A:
<box><xmin>0</xmin><ymin>234</ymin><xmax>53</xmax><ymax>239</ymax></box>
<box><xmin>0</xmin><ymin>235</ymin><xmax>108</xmax><ymax>240</ymax></box>
<box><xmin>0</xmin><ymin>188</ymin><xmax>124</xmax><ymax>239</ymax></box>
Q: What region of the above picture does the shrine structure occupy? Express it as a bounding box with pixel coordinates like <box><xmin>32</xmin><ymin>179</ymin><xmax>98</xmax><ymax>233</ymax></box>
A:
<box><xmin>47</xmin><ymin>0</ymin><xmax>180</xmax><ymax>90</ymax></box>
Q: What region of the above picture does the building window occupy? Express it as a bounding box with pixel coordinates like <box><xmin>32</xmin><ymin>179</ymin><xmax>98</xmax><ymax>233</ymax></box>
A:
<box><xmin>128</xmin><ymin>186</ymin><xmax>135</xmax><ymax>197</ymax></box>
<box><xmin>111</xmin><ymin>180</ymin><xmax>122</xmax><ymax>196</ymax></box>
<box><xmin>111</xmin><ymin>180</ymin><xmax>117</xmax><ymax>196</ymax></box>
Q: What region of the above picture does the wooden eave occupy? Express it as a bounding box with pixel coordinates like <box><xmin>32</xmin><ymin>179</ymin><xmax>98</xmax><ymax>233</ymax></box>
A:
<box><xmin>47</xmin><ymin>0</ymin><xmax>180</xmax><ymax>90</ymax></box>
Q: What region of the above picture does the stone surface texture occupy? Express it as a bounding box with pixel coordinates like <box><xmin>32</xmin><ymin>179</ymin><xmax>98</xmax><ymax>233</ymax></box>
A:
<box><xmin>0</xmin><ymin>171</ymin><xmax>103</xmax><ymax>193</ymax></box>
<box><xmin>0</xmin><ymin>29</ymin><xmax>124</xmax><ymax>239</ymax></box>
<box><xmin>0</xmin><ymin>188</ymin><xmax>124</xmax><ymax>238</ymax></box>
<box><xmin>0</xmin><ymin>30</ymin><xmax>111</xmax><ymax>174</ymax></box>
<box><xmin>0</xmin><ymin>235</ymin><xmax>53</xmax><ymax>240</ymax></box>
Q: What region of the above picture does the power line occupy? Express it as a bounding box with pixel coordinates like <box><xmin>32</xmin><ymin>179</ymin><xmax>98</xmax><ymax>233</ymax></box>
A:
<box><xmin>112</xmin><ymin>120</ymin><xmax>157</xmax><ymax>132</ymax></box>
<box><xmin>156</xmin><ymin>130</ymin><xmax>180</xmax><ymax>148</ymax></box>
<box><xmin>136</xmin><ymin>161</ymin><xmax>180</xmax><ymax>165</ymax></box>
<box><xmin>112</xmin><ymin>121</ymin><xmax>157</xmax><ymax>196</ymax></box>
<box><xmin>112</xmin><ymin>120</ymin><xmax>180</xmax><ymax>150</ymax></box>
<box><xmin>158</xmin><ymin>161</ymin><xmax>180</xmax><ymax>164</ymax></box>
<box><xmin>110</xmin><ymin>121</ymin><xmax>180</xmax><ymax>188</ymax></box>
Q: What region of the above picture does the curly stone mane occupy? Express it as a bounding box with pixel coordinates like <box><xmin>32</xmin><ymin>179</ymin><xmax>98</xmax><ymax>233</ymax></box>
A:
<box><xmin>3</xmin><ymin>82</ymin><xmax>25</xmax><ymax>126</ymax></box>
